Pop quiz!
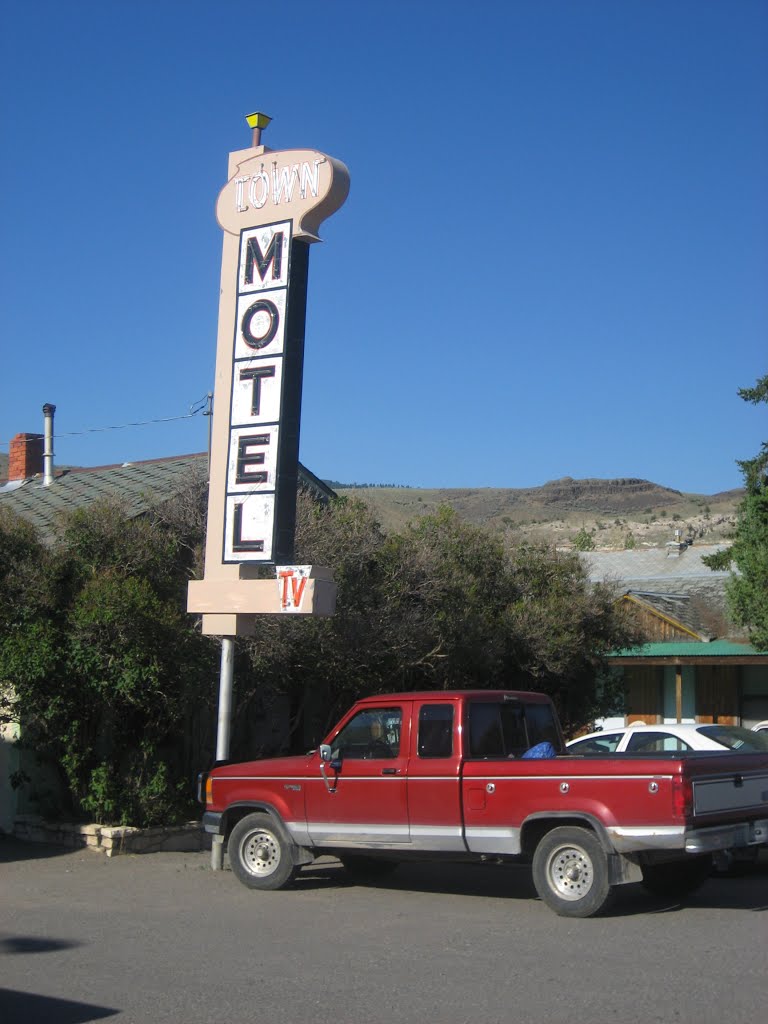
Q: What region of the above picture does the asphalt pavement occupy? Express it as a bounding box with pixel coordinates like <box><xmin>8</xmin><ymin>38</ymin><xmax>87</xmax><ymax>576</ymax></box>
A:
<box><xmin>1</xmin><ymin>836</ymin><xmax>767</xmax><ymax>1024</ymax></box>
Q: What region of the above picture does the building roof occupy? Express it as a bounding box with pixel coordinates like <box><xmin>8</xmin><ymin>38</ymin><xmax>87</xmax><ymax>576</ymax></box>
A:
<box><xmin>609</xmin><ymin>639</ymin><xmax>768</xmax><ymax>662</ymax></box>
<box><xmin>583</xmin><ymin>544</ymin><xmax>731</xmax><ymax>584</ymax></box>
<box><xmin>582</xmin><ymin>542</ymin><xmax>743</xmax><ymax>639</ymax></box>
<box><xmin>0</xmin><ymin>453</ymin><xmax>336</xmax><ymax>541</ymax></box>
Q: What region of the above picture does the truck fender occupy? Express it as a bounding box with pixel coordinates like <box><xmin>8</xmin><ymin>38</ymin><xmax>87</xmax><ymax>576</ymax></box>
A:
<box><xmin>520</xmin><ymin>811</ymin><xmax>616</xmax><ymax>857</ymax></box>
<box><xmin>521</xmin><ymin>812</ymin><xmax>641</xmax><ymax>886</ymax></box>
<box><xmin>221</xmin><ymin>802</ymin><xmax>314</xmax><ymax>866</ymax></box>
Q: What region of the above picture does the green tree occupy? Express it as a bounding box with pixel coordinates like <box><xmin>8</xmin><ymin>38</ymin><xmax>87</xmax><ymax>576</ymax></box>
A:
<box><xmin>572</xmin><ymin>526</ymin><xmax>595</xmax><ymax>551</ymax></box>
<box><xmin>239</xmin><ymin>498</ymin><xmax>639</xmax><ymax>743</ymax></box>
<box><xmin>0</xmin><ymin>499</ymin><xmax>218</xmax><ymax>826</ymax></box>
<box><xmin>703</xmin><ymin>373</ymin><xmax>768</xmax><ymax>649</ymax></box>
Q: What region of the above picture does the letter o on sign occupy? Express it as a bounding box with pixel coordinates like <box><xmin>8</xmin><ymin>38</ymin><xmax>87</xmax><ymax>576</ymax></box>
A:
<box><xmin>241</xmin><ymin>299</ymin><xmax>279</xmax><ymax>349</ymax></box>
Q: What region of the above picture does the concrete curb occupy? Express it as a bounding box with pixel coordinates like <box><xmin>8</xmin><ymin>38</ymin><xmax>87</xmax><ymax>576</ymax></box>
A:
<box><xmin>12</xmin><ymin>815</ymin><xmax>211</xmax><ymax>856</ymax></box>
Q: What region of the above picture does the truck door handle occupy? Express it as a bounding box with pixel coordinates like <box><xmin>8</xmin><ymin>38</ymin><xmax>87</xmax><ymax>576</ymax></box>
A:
<box><xmin>381</xmin><ymin>768</ymin><xmax>400</xmax><ymax>775</ymax></box>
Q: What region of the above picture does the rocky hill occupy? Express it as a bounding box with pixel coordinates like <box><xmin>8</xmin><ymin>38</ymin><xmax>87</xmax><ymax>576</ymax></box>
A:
<box><xmin>1</xmin><ymin>448</ymin><xmax>739</xmax><ymax>551</ymax></box>
<box><xmin>335</xmin><ymin>477</ymin><xmax>742</xmax><ymax>550</ymax></box>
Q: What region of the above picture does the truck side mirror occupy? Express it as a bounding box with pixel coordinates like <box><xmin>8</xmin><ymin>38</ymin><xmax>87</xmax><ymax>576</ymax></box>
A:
<box><xmin>319</xmin><ymin>744</ymin><xmax>332</xmax><ymax>762</ymax></box>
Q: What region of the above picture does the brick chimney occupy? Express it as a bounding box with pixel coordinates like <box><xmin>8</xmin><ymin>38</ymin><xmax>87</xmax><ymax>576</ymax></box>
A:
<box><xmin>8</xmin><ymin>433</ymin><xmax>44</xmax><ymax>481</ymax></box>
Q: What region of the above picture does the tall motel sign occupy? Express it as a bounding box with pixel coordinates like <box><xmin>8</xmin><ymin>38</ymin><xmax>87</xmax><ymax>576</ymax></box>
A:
<box><xmin>188</xmin><ymin>114</ymin><xmax>349</xmax><ymax>635</ymax></box>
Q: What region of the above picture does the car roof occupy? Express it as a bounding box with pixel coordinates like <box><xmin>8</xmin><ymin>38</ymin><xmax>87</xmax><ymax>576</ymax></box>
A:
<box><xmin>567</xmin><ymin>723</ymin><xmax>726</xmax><ymax>743</ymax></box>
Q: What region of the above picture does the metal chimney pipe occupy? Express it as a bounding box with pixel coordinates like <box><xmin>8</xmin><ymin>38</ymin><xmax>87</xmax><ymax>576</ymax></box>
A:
<box><xmin>42</xmin><ymin>403</ymin><xmax>56</xmax><ymax>486</ymax></box>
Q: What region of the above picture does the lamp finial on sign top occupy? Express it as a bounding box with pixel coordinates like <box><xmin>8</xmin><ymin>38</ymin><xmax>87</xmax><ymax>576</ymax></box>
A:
<box><xmin>245</xmin><ymin>111</ymin><xmax>272</xmax><ymax>148</ymax></box>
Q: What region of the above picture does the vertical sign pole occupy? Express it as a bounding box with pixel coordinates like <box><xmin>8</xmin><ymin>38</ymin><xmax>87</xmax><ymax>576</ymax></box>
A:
<box><xmin>211</xmin><ymin>636</ymin><xmax>235</xmax><ymax>870</ymax></box>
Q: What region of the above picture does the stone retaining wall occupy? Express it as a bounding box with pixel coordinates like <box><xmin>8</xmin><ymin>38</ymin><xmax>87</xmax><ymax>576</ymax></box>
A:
<box><xmin>12</xmin><ymin>815</ymin><xmax>211</xmax><ymax>856</ymax></box>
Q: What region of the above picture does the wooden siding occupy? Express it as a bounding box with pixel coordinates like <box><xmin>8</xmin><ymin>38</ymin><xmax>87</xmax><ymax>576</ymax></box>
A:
<box><xmin>625</xmin><ymin>601</ymin><xmax>699</xmax><ymax>642</ymax></box>
<box><xmin>624</xmin><ymin>666</ymin><xmax>663</xmax><ymax>724</ymax></box>
<box><xmin>695</xmin><ymin>665</ymin><xmax>739</xmax><ymax>725</ymax></box>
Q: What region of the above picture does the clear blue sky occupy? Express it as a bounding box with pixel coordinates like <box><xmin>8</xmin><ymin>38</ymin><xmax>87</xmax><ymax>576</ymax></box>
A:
<box><xmin>1</xmin><ymin>0</ymin><xmax>765</xmax><ymax>494</ymax></box>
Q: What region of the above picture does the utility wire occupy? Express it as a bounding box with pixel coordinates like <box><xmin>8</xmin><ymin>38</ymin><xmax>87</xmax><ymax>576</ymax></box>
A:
<box><xmin>0</xmin><ymin>396</ymin><xmax>211</xmax><ymax>450</ymax></box>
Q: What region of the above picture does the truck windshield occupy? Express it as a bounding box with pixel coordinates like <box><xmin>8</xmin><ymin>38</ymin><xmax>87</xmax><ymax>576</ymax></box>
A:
<box><xmin>468</xmin><ymin>701</ymin><xmax>560</xmax><ymax>758</ymax></box>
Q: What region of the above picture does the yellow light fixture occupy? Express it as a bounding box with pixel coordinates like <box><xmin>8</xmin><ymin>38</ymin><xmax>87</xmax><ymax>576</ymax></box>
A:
<box><xmin>245</xmin><ymin>111</ymin><xmax>272</xmax><ymax>147</ymax></box>
<box><xmin>245</xmin><ymin>111</ymin><xmax>272</xmax><ymax>130</ymax></box>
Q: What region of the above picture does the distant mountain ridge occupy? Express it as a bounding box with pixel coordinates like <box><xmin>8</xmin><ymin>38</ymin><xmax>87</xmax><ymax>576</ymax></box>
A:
<box><xmin>1</xmin><ymin>450</ymin><xmax>740</xmax><ymax>550</ymax></box>
<box><xmin>333</xmin><ymin>476</ymin><xmax>742</xmax><ymax>549</ymax></box>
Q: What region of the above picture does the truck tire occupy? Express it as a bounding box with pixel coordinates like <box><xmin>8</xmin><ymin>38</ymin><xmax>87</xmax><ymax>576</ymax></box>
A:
<box><xmin>340</xmin><ymin>855</ymin><xmax>399</xmax><ymax>882</ymax></box>
<box><xmin>640</xmin><ymin>855</ymin><xmax>712</xmax><ymax>898</ymax></box>
<box><xmin>228</xmin><ymin>812</ymin><xmax>297</xmax><ymax>890</ymax></box>
<box><xmin>532</xmin><ymin>826</ymin><xmax>613</xmax><ymax>918</ymax></box>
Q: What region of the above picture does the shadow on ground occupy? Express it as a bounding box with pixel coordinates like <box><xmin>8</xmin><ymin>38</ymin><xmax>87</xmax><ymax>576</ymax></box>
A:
<box><xmin>0</xmin><ymin>935</ymin><xmax>83</xmax><ymax>954</ymax></box>
<box><xmin>0</xmin><ymin>836</ymin><xmax>86</xmax><ymax>864</ymax></box>
<box><xmin>0</xmin><ymin>989</ymin><xmax>118</xmax><ymax>1024</ymax></box>
<box><xmin>293</xmin><ymin>854</ymin><xmax>768</xmax><ymax>918</ymax></box>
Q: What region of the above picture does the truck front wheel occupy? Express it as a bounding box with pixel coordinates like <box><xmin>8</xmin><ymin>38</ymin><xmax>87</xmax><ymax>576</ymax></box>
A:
<box><xmin>228</xmin><ymin>813</ymin><xmax>297</xmax><ymax>890</ymax></box>
<box><xmin>532</xmin><ymin>826</ymin><xmax>613</xmax><ymax>918</ymax></box>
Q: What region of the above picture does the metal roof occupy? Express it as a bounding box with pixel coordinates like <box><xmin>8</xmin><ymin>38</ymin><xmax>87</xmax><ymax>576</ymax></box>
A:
<box><xmin>0</xmin><ymin>453</ymin><xmax>336</xmax><ymax>541</ymax></box>
<box><xmin>582</xmin><ymin>545</ymin><xmax>731</xmax><ymax>583</ymax></box>
<box><xmin>610</xmin><ymin>640</ymin><xmax>768</xmax><ymax>660</ymax></box>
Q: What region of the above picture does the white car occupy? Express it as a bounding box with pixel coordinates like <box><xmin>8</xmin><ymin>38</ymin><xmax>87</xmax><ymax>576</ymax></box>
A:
<box><xmin>752</xmin><ymin>721</ymin><xmax>768</xmax><ymax>734</ymax></box>
<box><xmin>566</xmin><ymin>722</ymin><xmax>768</xmax><ymax>755</ymax></box>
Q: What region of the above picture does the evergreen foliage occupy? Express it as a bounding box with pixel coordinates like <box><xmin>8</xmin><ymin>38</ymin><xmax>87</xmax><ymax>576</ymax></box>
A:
<box><xmin>0</xmin><ymin>498</ymin><xmax>218</xmax><ymax>826</ymax></box>
<box><xmin>572</xmin><ymin>526</ymin><xmax>595</xmax><ymax>551</ymax></box>
<box><xmin>703</xmin><ymin>373</ymin><xmax>768</xmax><ymax>649</ymax></box>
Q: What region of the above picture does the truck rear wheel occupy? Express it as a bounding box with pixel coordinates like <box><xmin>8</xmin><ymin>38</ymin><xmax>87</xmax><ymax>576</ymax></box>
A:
<box><xmin>640</xmin><ymin>855</ymin><xmax>712</xmax><ymax>898</ymax></box>
<box><xmin>532</xmin><ymin>826</ymin><xmax>613</xmax><ymax>918</ymax></box>
<box><xmin>228</xmin><ymin>812</ymin><xmax>297</xmax><ymax>890</ymax></box>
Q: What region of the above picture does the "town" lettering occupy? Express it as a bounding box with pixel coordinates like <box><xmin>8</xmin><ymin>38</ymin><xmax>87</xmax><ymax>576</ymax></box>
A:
<box><xmin>234</xmin><ymin>159</ymin><xmax>323</xmax><ymax>213</ymax></box>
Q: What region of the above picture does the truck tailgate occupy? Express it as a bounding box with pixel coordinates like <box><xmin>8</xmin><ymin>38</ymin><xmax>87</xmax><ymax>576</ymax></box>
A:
<box><xmin>693</xmin><ymin>769</ymin><xmax>768</xmax><ymax>815</ymax></box>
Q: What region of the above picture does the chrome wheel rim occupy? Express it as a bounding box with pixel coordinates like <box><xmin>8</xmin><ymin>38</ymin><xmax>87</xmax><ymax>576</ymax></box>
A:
<box><xmin>240</xmin><ymin>828</ymin><xmax>281</xmax><ymax>877</ymax></box>
<box><xmin>547</xmin><ymin>844</ymin><xmax>594</xmax><ymax>901</ymax></box>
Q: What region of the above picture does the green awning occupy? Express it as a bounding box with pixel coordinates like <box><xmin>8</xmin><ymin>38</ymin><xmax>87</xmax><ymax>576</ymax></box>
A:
<box><xmin>609</xmin><ymin>640</ymin><xmax>767</xmax><ymax>659</ymax></box>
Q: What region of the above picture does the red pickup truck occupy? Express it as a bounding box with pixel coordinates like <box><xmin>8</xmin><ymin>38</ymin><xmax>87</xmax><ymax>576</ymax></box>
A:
<box><xmin>199</xmin><ymin>689</ymin><xmax>768</xmax><ymax>917</ymax></box>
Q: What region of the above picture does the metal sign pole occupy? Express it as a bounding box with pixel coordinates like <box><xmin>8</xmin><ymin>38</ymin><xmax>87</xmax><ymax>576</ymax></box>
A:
<box><xmin>211</xmin><ymin>637</ymin><xmax>235</xmax><ymax>870</ymax></box>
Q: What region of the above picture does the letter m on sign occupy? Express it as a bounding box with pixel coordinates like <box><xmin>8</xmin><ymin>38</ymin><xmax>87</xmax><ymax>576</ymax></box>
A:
<box><xmin>244</xmin><ymin>232</ymin><xmax>283</xmax><ymax>285</ymax></box>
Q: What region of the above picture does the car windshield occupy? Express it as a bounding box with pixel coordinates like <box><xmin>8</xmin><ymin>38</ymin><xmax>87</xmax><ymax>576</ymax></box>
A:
<box><xmin>696</xmin><ymin>726</ymin><xmax>768</xmax><ymax>752</ymax></box>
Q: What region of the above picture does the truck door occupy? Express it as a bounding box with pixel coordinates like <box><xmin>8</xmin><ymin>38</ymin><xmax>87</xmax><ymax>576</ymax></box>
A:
<box><xmin>407</xmin><ymin>700</ymin><xmax>465</xmax><ymax>851</ymax></box>
<box><xmin>305</xmin><ymin>703</ymin><xmax>412</xmax><ymax>848</ymax></box>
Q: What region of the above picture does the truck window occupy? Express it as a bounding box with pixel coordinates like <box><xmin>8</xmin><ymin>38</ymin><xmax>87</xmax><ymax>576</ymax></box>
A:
<box><xmin>524</xmin><ymin>702</ymin><xmax>561</xmax><ymax>750</ymax></box>
<box><xmin>468</xmin><ymin>701</ymin><xmax>560</xmax><ymax>758</ymax></box>
<box><xmin>331</xmin><ymin>708</ymin><xmax>402</xmax><ymax>760</ymax></box>
<box><xmin>418</xmin><ymin>705</ymin><xmax>454</xmax><ymax>758</ymax></box>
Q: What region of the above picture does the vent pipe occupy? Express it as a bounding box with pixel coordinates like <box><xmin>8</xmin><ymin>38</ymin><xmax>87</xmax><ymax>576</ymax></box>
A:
<box><xmin>42</xmin><ymin>403</ymin><xmax>56</xmax><ymax>487</ymax></box>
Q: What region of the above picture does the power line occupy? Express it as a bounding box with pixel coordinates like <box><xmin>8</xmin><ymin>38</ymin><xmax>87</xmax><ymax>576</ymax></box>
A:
<box><xmin>0</xmin><ymin>397</ymin><xmax>211</xmax><ymax>451</ymax></box>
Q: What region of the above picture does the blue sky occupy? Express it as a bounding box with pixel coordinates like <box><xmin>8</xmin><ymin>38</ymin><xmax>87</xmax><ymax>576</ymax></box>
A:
<box><xmin>1</xmin><ymin>0</ymin><xmax>765</xmax><ymax>494</ymax></box>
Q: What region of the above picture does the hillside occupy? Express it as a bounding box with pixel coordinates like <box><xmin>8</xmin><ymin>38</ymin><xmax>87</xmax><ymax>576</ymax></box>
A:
<box><xmin>1</xmin><ymin>448</ymin><xmax>740</xmax><ymax>551</ymax></box>
<box><xmin>335</xmin><ymin>477</ymin><xmax>742</xmax><ymax>550</ymax></box>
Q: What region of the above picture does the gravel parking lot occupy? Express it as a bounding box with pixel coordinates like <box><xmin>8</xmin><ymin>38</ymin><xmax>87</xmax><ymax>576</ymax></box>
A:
<box><xmin>1</xmin><ymin>837</ymin><xmax>767</xmax><ymax>1024</ymax></box>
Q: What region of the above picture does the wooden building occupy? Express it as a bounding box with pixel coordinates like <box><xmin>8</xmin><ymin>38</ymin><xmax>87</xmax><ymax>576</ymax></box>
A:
<box><xmin>583</xmin><ymin>544</ymin><xmax>768</xmax><ymax>728</ymax></box>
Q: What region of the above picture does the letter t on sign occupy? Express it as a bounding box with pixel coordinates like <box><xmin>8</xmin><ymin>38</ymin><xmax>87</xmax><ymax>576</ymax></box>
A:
<box><xmin>277</xmin><ymin>566</ymin><xmax>309</xmax><ymax>611</ymax></box>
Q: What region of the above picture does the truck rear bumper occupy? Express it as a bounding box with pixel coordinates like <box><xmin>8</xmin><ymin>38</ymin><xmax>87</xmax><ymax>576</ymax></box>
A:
<box><xmin>609</xmin><ymin>818</ymin><xmax>768</xmax><ymax>854</ymax></box>
<box><xmin>201</xmin><ymin>812</ymin><xmax>223</xmax><ymax>835</ymax></box>
<box><xmin>684</xmin><ymin>818</ymin><xmax>768</xmax><ymax>855</ymax></box>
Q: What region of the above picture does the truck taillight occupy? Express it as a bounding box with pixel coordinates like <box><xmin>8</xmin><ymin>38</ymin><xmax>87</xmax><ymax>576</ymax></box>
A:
<box><xmin>672</xmin><ymin>774</ymin><xmax>693</xmax><ymax>819</ymax></box>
